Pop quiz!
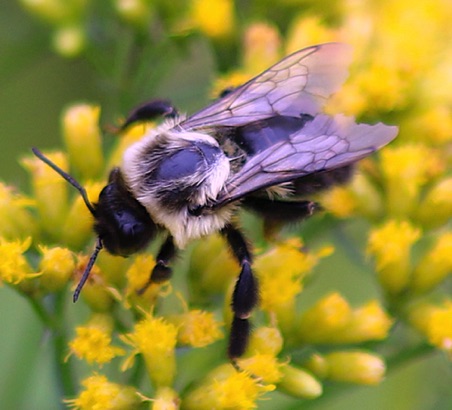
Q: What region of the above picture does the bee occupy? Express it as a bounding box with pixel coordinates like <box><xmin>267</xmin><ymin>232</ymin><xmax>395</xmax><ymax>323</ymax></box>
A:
<box><xmin>33</xmin><ymin>43</ymin><xmax>398</xmax><ymax>359</ymax></box>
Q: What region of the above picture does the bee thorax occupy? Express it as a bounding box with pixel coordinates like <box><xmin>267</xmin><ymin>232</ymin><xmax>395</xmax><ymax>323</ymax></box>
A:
<box><xmin>122</xmin><ymin>127</ymin><xmax>232</xmax><ymax>247</ymax></box>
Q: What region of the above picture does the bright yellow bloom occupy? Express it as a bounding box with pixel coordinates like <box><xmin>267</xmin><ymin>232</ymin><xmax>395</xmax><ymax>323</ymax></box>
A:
<box><xmin>66</xmin><ymin>374</ymin><xmax>140</xmax><ymax>410</ymax></box>
<box><xmin>417</xmin><ymin>177</ymin><xmax>452</xmax><ymax>229</ymax></box>
<box><xmin>247</xmin><ymin>326</ymin><xmax>284</xmax><ymax>356</ymax></box>
<box><xmin>409</xmin><ymin>301</ymin><xmax>452</xmax><ymax>356</ymax></box>
<box><xmin>68</xmin><ymin>317</ymin><xmax>125</xmax><ymax>365</ymax></box>
<box><xmin>38</xmin><ymin>245</ymin><xmax>75</xmax><ymax>292</ymax></box>
<box><xmin>0</xmin><ymin>182</ymin><xmax>36</xmax><ymax>240</ymax></box>
<box><xmin>170</xmin><ymin>309</ymin><xmax>223</xmax><ymax>347</ymax></box>
<box><xmin>237</xmin><ymin>353</ymin><xmax>284</xmax><ymax>384</ymax></box>
<box><xmin>191</xmin><ymin>0</ymin><xmax>234</xmax><ymax>39</ymax></box>
<box><xmin>298</xmin><ymin>292</ymin><xmax>352</xmax><ymax>343</ymax></box>
<box><xmin>255</xmin><ymin>238</ymin><xmax>332</xmax><ymax>319</ymax></box>
<box><xmin>367</xmin><ymin>220</ymin><xmax>421</xmax><ymax>294</ymax></box>
<box><xmin>183</xmin><ymin>364</ymin><xmax>274</xmax><ymax>410</ymax></box>
<box><xmin>22</xmin><ymin>151</ymin><xmax>69</xmax><ymax>239</ymax></box>
<box><xmin>412</xmin><ymin>232</ymin><xmax>452</xmax><ymax>292</ymax></box>
<box><xmin>323</xmin><ymin>351</ymin><xmax>386</xmax><ymax>385</ymax></box>
<box><xmin>0</xmin><ymin>237</ymin><xmax>39</xmax><ymax>287</ymax></box>
<box><xmin>332</xmin><ymin>300</ymin><xmax>393</xmax><ymax>343</ymax></box>
<box><xmin>426</xmin><ymin>301</ymin><xmax>452</xmax><ymax>355</ymax></box>
<box><xmin>62</xmin><ymin>104</ymin><xmax>104</xmax><ymax>179</ymax></box>
<box><xmin>321</xmin><ymin>185</ymin><xmax>357</xmax><ymax>218</ymax></box>
<box><xmin>278</xmin><ymin>364</ymin><xmax>322</xmax><ymax>399</ymax></box>
<box><xmin>122</xmin><ymin>314</ymin><xmax>177</xmax><ymax>387</ymax></box>
<box><xmin>380</xmin><ymin>145</ymin><xmax>444</xmax><ymax>218</ymax></box>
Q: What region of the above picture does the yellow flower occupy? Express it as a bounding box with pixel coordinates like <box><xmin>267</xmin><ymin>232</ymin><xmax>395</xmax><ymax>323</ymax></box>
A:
<box><xmin>426</xmin><ymin>301</ymin><xmax>452</xmax><ymax>355</ymax></box>
<box><xmin>38</xmin><ymin>245</ymin><xmax>75</xmax><ymax>292</ymax></box>
<box><xmin>412</xmin><ymin>232</ymin><xmax>452</xmax><ymax>293</ymax></box>
<box><xmin>191</xmin><ymin>0</ymin><xmax>234</xmax><ymax>39</ymax></box>
<box><xmin>183</xmin><ymin>364</ymin><xmax>274</xmax><ymax>410</ymax></box>
<box><xmin>417</xmin><ymin>177</ymin><xmax>452</xmax><ymax>229</ymax></box>
<box><xmin>367</xmin><ymin>220</ymin><xmax>421</xmax><ymax>294</ymax></box>
<box><xmin>66</xmin><ymin>374</ymin><xmax>140</xmax><ymax>410</ymax></box>
<box><xmin>247</xmin><ymin>326</ymin><xmax>284</xmax><ymax>356</ymax></box>
<box><xmin>170</xmin><ymin>309</ymin><xmax>223</xmax><ymax>348</ymax></box>
<box><xmin>62</xmin><ymin>181</ymin><xmax>103</xmax><ymax>249</ymax></box>
<box><xmin>52</xmin><ymin>24</ymin><xmax>86</xmax><ymax>57</ymax></box>
<box><xmin>68</xmin><ymin>317</ymin><xmax>125</xmax><ymax>366</ymax></box>
<box><xmin>332</xmin><ymin>300</ymin><xmax>393</xmax><ymax>343</ymax></box>
<box><xmin>0</xmin><ymin>182</ymin><xmax>36</xmax><ymax>240</ymax></box>
<box><xmin>114</xmin><ymin>0</ymin><xmax>154</xmax><ymax>28</ymax></box>
<box><xmin>62</xmin><ymin>104</ymin><xmax>104</xmax><ymax>179</ymax></box>
<box><xmin>243</xmin><ymin>22</ymin><xmax>281</xmax><ymax>73</ymax></box>
<box><xmin>286</xmin><ymin>15</ymin><xmax>338</xmax><ymax>54</ymax></box>
<box><xmin>409</xmin><ymin>300</ymin><xmax>452</xmax><ymax>356</ymax></box>
<box><xmin>0</xmin><ymin>237</ymin><xmax>39</xmax><ymax>287</ymax></box>
<box><xmin>298</xmin><ymin>292</ymin><xmax>352</xmax><ymax>343</ymax></box>
<box><xmin>380</xmin><ymin>145</ymin><xmax>444</xmax><ymax>218</ymax></box>
<box><xmin>255</xmin><ymin>238</ymin><xmax>333</xmax><ymax>331</ymax></box>
<box><xmin>278</xmin><ymin>364</ymin><xmax>322</xmax><ymax>399</ymax></box>
<box><xmin>122</xmin><ymin>314</ymin><xmax>177</xmax><ymax>388</ymax></box>
<box><xmin>237</xmin><ymin>353</ymin><xmax>284</xmax><ymax>384</ymax></box>
<box><xmin>322</xmin><ymin>351</ymin><xmax>386</xmax><ymax>385</ymax></box>
<box><xmin>22</xmin><ymin>151</ymin><xmax>69</xmax><ymax>239</ymax></box>
<box><xmin>321</xmin><ymin>185</ymin><xmax>358</xmax><ymax>218</ymax></box>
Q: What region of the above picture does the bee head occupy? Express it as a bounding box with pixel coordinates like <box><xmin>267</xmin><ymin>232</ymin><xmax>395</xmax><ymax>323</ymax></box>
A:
<box><xmin>94</xmin><ymin>167</ymin><xmax>156</xmax><ymax>256</ymax></box>
<box><xmin>31</xmin><ymin>148</ymin><xmax>157</xmax><ymax>302</ymax></box>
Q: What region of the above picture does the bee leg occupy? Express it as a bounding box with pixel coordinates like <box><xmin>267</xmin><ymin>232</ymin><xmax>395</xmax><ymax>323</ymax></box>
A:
<box><xmin>137</xmin><ymin>235</ymin><xmax>177</xmax><ymax>294</ymax></box>
<box><xmin>221</xmin><ymin>223</ymin><xmax>258</xmax><ymax>359</ymax></box>
<box><xmin>120</xmin><ymin>99</ymin><xmax>179</xmax><ymax>131</ymax></box>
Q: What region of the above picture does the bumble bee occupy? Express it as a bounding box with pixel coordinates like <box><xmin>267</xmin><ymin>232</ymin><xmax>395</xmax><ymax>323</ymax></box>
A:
<box><xmin>33</xmin><ymin>43</ymin><xmax>398</xmax><ymax>359</ymax></box>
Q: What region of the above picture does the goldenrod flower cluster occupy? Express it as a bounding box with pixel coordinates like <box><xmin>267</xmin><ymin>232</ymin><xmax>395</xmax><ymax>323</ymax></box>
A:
<box><xmin>4</xmin><ymin>0</ymin><xmax>451</xmax><ymax>408</ymax></box>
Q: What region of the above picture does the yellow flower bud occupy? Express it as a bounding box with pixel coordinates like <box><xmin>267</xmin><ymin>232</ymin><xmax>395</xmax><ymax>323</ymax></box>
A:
<box><xmin>52</xmin><ymin>24</ymin><xmax>86</xmax><ymax>58</ymax></box>
<box><xmin>237</xmin><ymin>353</ymin><xmax>284</xmax><ymax>383</ymax></box>
<box><xmin>0</xmin><ymin>182</ymin><xmax>36</xmax><ymax>240</ymax></box>
<box><xmin>39</xmin><ymin>245</ymin><xmax>75</xmax><ymax>292</ymax></box>
<box><xmin>247</xmin><ymin>326</ymin><xmax>284</xmax><ymax>356</ymax></box>
<box><xmin>324</xmin><ymin>351</ymin><xmax>386</xmax><ymax>385</ymax></box>
<box><xmin>417</xmin><ymin>178</ymin><xmax>452</xmax><ymax>229</ymax></box>
<box><xmin>278</xmin><ymin>364</ymin><xmax>322</xmax><ymax>399</ymax></box>
<box><xmin>114</xmin><ymin>0</ymin><xmax>154</xmax><ymax>28</ymax></box>
<box><xmin>412</xmin><ymin>232</ymin><xmax>452</xmax><ymax>293</ymax></box>
<box><xmin>22</xmin><ymin>151</ymin><xmax>69</xmax><ymax>239</ymax></box>
<box><xmin>62</xmin><ymin>182</ymin><xmax>103</xmax><ymax>249</ymax></box>
<box><xmin>367</xmin><ymin>220</ymin><xmax>421</xmax><ymax>294</ymax></box>
<box><xmin>298</xmin><ymin>292</ymin><xmax>352</xmax><ymax>343</ymax></box>
<box><xmin>62</xmin><ymin>104</ymin><xmax>104</xmax><ymax>179</ymax></box>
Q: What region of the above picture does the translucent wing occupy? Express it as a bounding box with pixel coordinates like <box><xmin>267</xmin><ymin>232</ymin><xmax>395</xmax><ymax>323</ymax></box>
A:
<box><xmin>214</xmin><ymin>114</ymin><xmax>398</xmax><ymax>206</ymax></box>
<box><xmin>177</xmin><ymin>43</ymin><xmax>353</xmax><ymax>130</ymax></box>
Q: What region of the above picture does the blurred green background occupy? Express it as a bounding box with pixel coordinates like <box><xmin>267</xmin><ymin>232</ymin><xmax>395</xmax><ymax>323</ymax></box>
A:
<box><xmin>0</xmin><ymin>1</ymin><xmax>450</xmax><ymax>409</ymax></box>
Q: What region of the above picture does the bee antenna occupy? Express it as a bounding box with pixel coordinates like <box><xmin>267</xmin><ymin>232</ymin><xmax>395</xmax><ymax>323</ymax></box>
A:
<box><xmin>31</xmin><ymin>147</ymin><xmax>96</xmax><ymax>216</ymax></box>
<box><xmin>73</xmin><ymin>238</ymin><xmax>103</xmax><ymax>303</ymax></box>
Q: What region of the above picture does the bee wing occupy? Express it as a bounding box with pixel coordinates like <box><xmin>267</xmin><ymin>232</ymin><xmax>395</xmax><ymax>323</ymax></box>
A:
<box><xmin>178</xmin><ymin>43</ymin><xmax>353</xmax><ymax>130</ymax></box>
<box><xmin>214</xmin><ymin>114</ymin><xmax>398</xmax><ymax>206</ymax></box>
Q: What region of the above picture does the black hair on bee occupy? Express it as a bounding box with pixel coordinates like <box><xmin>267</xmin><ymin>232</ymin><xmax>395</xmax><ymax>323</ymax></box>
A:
<box><xmin>33</xmin><ymin>43</ymin><xmax>398</xmax><ymax>361</ymax></box>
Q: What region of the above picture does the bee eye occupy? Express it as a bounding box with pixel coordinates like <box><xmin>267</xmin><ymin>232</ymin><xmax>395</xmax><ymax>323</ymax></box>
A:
<box><xmin>188</xmin><ymin>205</ymin><xmax>203</xmax><ymax>216</ymax></box>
